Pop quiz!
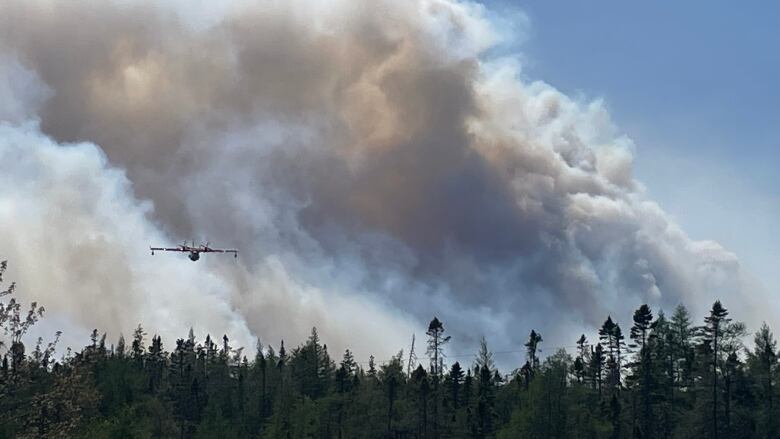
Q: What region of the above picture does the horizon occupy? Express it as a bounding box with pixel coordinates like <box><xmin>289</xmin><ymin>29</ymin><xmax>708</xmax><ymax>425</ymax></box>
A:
<box><xmin>1</xmin><ymin>0</ymin><xmax>777</xmax><ymax>372</ymax></box>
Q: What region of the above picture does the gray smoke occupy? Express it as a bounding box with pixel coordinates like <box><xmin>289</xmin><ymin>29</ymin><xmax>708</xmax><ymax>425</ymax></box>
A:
<box><xmin>0</xmin><ymin>0</ymin><xmax>761</xmax><ymax>363</ymax></box>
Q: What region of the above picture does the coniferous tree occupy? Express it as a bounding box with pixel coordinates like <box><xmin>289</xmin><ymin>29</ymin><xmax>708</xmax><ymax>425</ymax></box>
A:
<box><xmin>574</xmin><ymin>335</ymin><xmax>588</xmax><ymax>385</ymax></box>
<box><xmin>629</xmin><ymin>304</ymin><xmax>656</xmax><ymax>437</ymax></box>
<box><xmin>449</xmin><ymin>362</ymin><xmax>464</xmax><ymax>410</ymax></box>
<box><xmin>670</xmin><ymin>305</ymin><xmax>695</xmax><ymax>390</ymax></box>
<box><xmin>613</xmin><ymin>324</ymin><xmax>626</xmax><ymax>390</ymax></box>
<box><xmin>600</xmin><ymin>317</ymin><xmax>617</xmax><ymax>357</ymax></box>
<box><xmin>610</xmin><ymin>393</ymin><xmax>621</xmax><ymax>439</ymax></box>
<box><xmin>253</xmin><ymin>339</ymin><xmax>268</xmax><ymax>425</ymax></box>
<box><xmin>600</xmin><ymin>317</ymin><xmax>625</xmax><ymax>392</ymax></box>
<box><xmin>379</xmin><ymin>351</ymin><xmax>405</xmax><ymax>435</ymax></box>
<box><xmin>132</xmin><ymin>324</ymin><xmax>146</xmax><ymax>365</ymax></box>
<box><xmin>525</xmin><ymin>330</ymin><xmax>543</xmax><ymax>373</ymax></box>
<box><xmin>747</xmin><ymin>322</ymin><xmax>779</xmax><ymax>436</ymax></box>
<box><xmin>475</xmin><ymin>336</ymin><xmax>495</xmax><ymax>373</ymax></box>
<box><xmin>5</xmin><ymin>253</ymin><xmax>780</xmax><ymax>439</ymax></box>
<box><xmin>367</xmin><ymin>355</ymin><xmax>377</xmax><ymax>378</ymax></box>
<box><xmin>116</xmin><ymin>334</ymin><xmax>126</xmax><ymax>359</ymax></box>
<box><xmin>703</xmin><ymin>301</ymin><xmax>730</xmax><ymax>439</ymax></box>
<box><xmin>649</xmin><ymin>310</ymin><xmax>677</xmax><ymax>439</ymax></box>
<box><xmin>698</xmin><ymin>300</ymin><xmax>746</xmax><ymax>439</ymax></box>
<box><xmin>147</xmin><ymin>335</ymin><xmax>165</xmax><ymax>393</ymax></box>
<box><xmin>426</xmin><ymin>317</ymin><xmax>450</xmax><ymax>439</ymax></box>
<box><xmin>413</xmin><ymin>364</ymin><xmax>431</xmax><ymax>438</ymax></box>
<box><xmin>426</xmin><ymin>317</ymin><xmax>451</xmax><ymax>378</ymax></box>
<box><xmin>290</xmin><ymin>327</ymin><xmax>333</xmax><ymax>399</ymax></box>
<box><xmin>475</xmin><ymin>364</ymin><xmax>495</xmax><ymax>438</ymax></box>
<box><xmin>590</xmin><ymin>343</ymin><xmax>605</xmax><ymax>401</ymax></box>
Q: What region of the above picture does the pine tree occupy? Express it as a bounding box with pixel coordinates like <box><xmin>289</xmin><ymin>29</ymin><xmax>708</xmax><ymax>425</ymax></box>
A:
<box><xmin>600</xmin><ymin>317</ymin><xmax>617</xmax><ymax>357</ymax></box>
<box><xmin>574</xmin><ymin>335</ymin><xmax>589</xmax><ymax>385</ymax></box>
<box><xmin>7</xmin><ymin>253</ymin><xmax>780</xmax><ymax>439</ymax></box>
<box><xmin>698</xmin><ymin>300</ymin><xmax>746</xmax><ymax>439</ymax></box>
<box><xmin>600</xmin><ymin>317</ymin><xmax>625</xmax><ymax>392</ymax></box>
<box><xmin>629</xmin><ymin>304</ymin><xmax>655</xmax><ymax>437</ymax></box>
<box><xmin>426</xmin><ymin>317</ymin><xmax>450</xmax><ymax>439</ymax></box>
<box><xmin>613</xmin><ymin>324</ymin><xmax>626</xmax><ymax>389</ymax></box>
<box><xmin>590</xmin><ymin>343</ymin><xmax>605</xmax><ymax>401</ymax></box>
<box><xmin>650</xmin><ymin>310</ymin><xmax>677</xmax><ymax>439</ymax></box>
<box><xmin>704</xmin><ymin>301</ymin><xmax>729</xmax><ymax>439</ymax></box>
<box><xmin>426</xmin><ymin>317</ymin><xmax>451</xmax><ymax>378</ymax></box>
<box><xmin>670</xmin><ymin>304</ymin><xmax>695</xmax><ymax>391</ymax></box>
<box><xmin>748</xmin><ymin>322</ymin><xmax>778</xmax><ymax>436</ymax></box>
<box><xmin>525</xmin><ymin>330</ymin><xmax>543</xmax><ymax>372</ymax></box>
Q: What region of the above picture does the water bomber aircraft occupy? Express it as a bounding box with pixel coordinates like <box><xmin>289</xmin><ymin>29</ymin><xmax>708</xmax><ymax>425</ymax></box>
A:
<box><xmin>150</xmin><ymin>241</ymin><xmax>238</xmax><ymax>261</ymax></box>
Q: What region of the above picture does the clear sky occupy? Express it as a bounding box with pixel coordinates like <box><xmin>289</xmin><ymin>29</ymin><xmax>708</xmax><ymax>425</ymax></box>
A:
<box><xmin>487</xmin><ymin>1</ymin><xmax>780</xmax><ymax>302</ymax></box>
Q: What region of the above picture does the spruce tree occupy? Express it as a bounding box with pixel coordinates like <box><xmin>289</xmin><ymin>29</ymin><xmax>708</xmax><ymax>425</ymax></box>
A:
<box><xmin>380</xmin><ymin>352</ymin><xmax>405</xmax><ymax>435</ymax></box>
<box><xmin>670</xmin><ymin>305</ymin><xmax>694</xmax><ymax>388</ymax></box>
<box><xmin>475</xmin><ymin>336</ymin><xmax>495</xmax><ymax>372</ymax></box>
<box><xmin>131</xmin><ymin>324</ymin><xmax>146</xmax><ymax>365</ymax></box>
<box><xmin>449</xmin><ymin>362</ymin><xmax>464</xmax><ymax>409</ymax></box>
<box><xmin>413</xmin><ymin>365</ymin><xmax>430</xmax><ymax>438</ymax></box>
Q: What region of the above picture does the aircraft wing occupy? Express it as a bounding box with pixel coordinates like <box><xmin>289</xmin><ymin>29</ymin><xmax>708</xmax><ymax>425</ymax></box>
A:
<box><xmin>151</xmin><ymin>245</ymin><xmax>237</xmax><ymax>257</ymax></box>
<box><xmin>199</xmin><ymin>247</ymin><xmax>237</xmax><ymax>252</ymax></box>
<box><xmin>201</xmin><ymin>248</ymin><xmax>238</xmax><ymax>256</ymax></box>
<box><xmin>150</xmin><ymin>246</ymin><xmax>186</xmax><ymax>252</ymax></box>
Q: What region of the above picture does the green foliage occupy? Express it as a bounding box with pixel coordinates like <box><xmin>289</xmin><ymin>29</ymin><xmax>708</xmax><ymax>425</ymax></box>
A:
<box><xmin>1</xmin><ymin>261</ymin><xmax>779</xmax><ymax>438</ymax></box>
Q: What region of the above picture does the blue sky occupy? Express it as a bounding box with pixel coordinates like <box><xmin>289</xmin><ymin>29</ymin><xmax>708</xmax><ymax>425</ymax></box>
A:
<box><xmin>486</xmin><ymin>1</ymin><xmax>780</xmax><ymax>300</ymax></box>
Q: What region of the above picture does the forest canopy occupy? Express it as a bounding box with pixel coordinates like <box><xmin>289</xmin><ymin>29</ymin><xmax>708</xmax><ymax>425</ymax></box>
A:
<box><xmin>0</xmin><ymin>260</ymin><xmax>776</xmax><ymax>438</ymax></box>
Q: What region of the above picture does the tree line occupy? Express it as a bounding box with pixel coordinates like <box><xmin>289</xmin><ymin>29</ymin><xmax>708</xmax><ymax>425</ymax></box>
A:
<box><xmin>1</xmin><ymin>260</ymin><xmax>778</xmax><ymax>438</ymax></box>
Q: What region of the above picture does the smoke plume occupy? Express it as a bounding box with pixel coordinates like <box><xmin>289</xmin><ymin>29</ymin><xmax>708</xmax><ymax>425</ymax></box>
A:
<box><xmin>0</xmin><ymin>0</ymin><xmax>758</xmax><ymax>363</ymax></box>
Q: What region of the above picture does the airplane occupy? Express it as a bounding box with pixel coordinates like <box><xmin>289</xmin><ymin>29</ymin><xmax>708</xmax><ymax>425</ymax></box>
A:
<box><xmin>150</xmin><ymin>241</ymin><xmax>238</xmax><ymax>261</ymax></box>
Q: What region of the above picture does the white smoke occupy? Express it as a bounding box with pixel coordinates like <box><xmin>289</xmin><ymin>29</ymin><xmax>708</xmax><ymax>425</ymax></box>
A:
<box><xmin>0</xmin><ymin>0</ymin><xmax>765</xmax><ymax>365</ymax></box>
